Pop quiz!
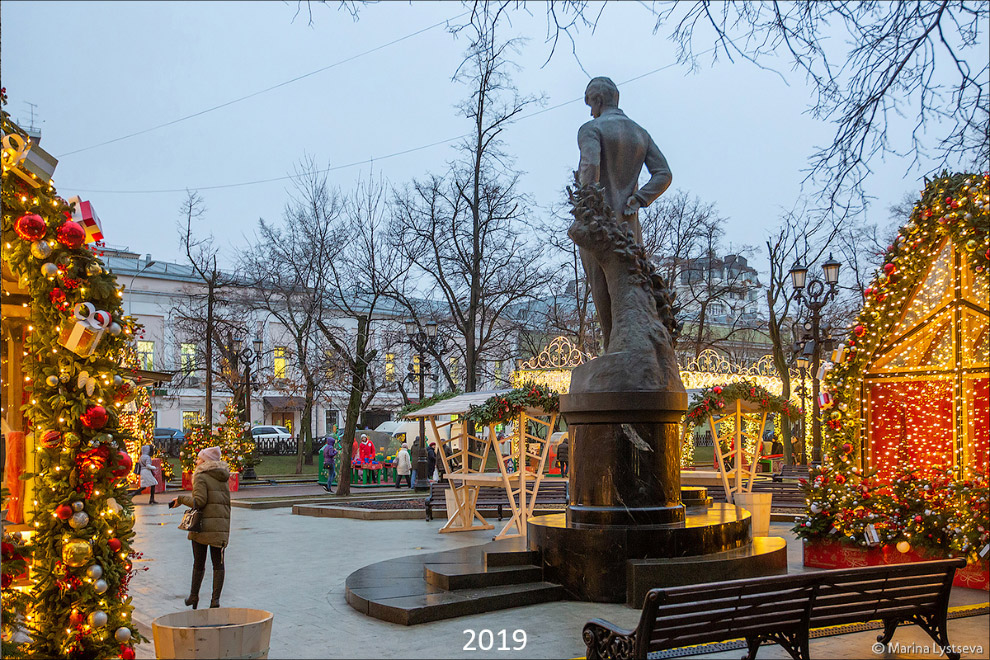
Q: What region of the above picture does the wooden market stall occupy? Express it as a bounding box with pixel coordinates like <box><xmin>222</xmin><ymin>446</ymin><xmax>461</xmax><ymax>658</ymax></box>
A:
<box><xmin>405</xmin><ymin>388</ymin><xmax>559</xmax><ymax>540</ymax></box>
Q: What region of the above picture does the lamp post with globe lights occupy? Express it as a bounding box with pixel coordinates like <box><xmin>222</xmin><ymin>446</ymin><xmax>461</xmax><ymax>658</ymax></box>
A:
<box><xmin>405</xmin><ymin>319</ymin><xmax>438</xmax><ymax>492</ymax></box>
<box><xmin>232</xmin><ymin>336</ymin><xmax>263</xmax><ymax>480</ymax></box>
<box><xmin>789</xmin><ymin>254</ymin><xmax>841</xmax><ymax>465</ymax></box>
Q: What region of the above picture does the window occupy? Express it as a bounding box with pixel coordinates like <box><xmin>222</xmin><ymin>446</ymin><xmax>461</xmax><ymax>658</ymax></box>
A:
<box><xmin>181</xmin><ymin>411</ymin><xmax>200</xmax><ymax>431</ymax></box>
<box><xmin>449</xmin><ymin>357</ymin><xmax>460</xmax><ymax>387</ymax></box>
<box><xmin>136</xmin><ymin>340</ymin><xmax>155</xmax><ymax>370</ymax></box>
<box><xmin>274</xmin><ymin>346</ymin><xmax>286</xmax><ymax>379</ymax></box>
<box><xmin>180</xmin><ymin>343</ymin><xmax>196</xmax><ymax>374</ymax></box>
<box><xmin>325</xmin><ymin>409</ymin><xmax>339</xmax><ymax>432</ymax></box>
<box><xmin>385</xmin><ymin>353</ymin><xmax>395</xmax><ymax>382</ymax></box>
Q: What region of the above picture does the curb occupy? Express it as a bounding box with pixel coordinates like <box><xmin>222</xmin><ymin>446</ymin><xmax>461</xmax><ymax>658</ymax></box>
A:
<box><xmin>292</xmin><ymin>504</ymin><xmax>424</xmax><ymax>520</ymax></box>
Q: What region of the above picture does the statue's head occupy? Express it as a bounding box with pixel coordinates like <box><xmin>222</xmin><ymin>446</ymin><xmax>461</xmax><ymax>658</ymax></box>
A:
<box><xmin>585</xmin><ymin>77</ymin><xmax>619</xmax><ymax>118</ymax></box>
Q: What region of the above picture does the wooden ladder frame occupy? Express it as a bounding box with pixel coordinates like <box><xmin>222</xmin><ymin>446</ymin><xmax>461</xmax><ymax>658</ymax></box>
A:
<box><xmin>429</xmin><ymin>416</ymin><xmax>495</xmax><ymax>533</ymax></box>
<box><xmin>490</xmin><ymin>410</ymin><xmax>558</xmax><ymax>541</ymax></box>
<box><xmin>708</xmin><ymin>399</ymin><xmax>767</xmax><ymax>503</ymax></box>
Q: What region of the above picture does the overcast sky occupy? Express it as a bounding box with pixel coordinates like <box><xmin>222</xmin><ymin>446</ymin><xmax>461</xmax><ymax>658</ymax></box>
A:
<box><xmin>3</xmin><ymin>1</ymin><xmax>979</xmax><ymax>275</ymax></box>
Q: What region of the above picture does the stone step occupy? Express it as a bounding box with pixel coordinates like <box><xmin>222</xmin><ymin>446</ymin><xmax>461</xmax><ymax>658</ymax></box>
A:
<box><xmin>483</xmin><ymin>537</ymin><xmax>539</xmax><ymax>568</ymax></box>
<box><xmin>424</xmin><ymin>562</ymin><xmax>543</xmax><ymax>590</ymax></box>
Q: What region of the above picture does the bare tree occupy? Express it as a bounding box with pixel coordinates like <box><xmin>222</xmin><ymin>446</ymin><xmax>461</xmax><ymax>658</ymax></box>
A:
<box><xmin>315</xmin><ymin>172</ymin><xmax>406</xmax><ymax>497</ymax></box>
<box><xmin>390</xmin><ymin>5</ymin><xmax>553</xmax><ymax>394</ymax></box>
<box><xmin>534</xmin><ymin>1</ymin><xmax>989</xmax><ymax>207</ymax></box>
<box><xmin>175</xmin><ymin>191</ymin><xmax>242</xmax><ymax>427</ymax></box>
<box><xmin>241</xmin><ymin>162</ymin><xmax>339</xmax><ymax>473</ymax></box>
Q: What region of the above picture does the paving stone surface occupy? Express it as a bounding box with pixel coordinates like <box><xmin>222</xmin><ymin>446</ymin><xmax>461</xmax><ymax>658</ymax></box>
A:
<box><xmin>128</xmin><ymin>501</ymin><xmax>989</xmax><ymax>659</ymax></box>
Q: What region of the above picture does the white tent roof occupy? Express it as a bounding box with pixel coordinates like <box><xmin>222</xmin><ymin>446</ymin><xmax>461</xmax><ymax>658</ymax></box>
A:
<box><xmin>403</xmin><ymin>390</ymin><xmax>513</xmax><ymax>418</ymax></box>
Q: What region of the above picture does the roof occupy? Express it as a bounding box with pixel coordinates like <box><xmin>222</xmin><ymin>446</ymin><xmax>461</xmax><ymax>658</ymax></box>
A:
<box><xmin>404</xmin><ymin>390</ymin><xmax>514</xmax><ymax>418</ymax></box>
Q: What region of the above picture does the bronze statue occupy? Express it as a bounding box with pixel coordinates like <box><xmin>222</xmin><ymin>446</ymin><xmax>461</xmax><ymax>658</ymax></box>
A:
<box><xmin>577</xmin><ymin>77</ymin><xmax>672</xmax><ymax>351</ymax></box>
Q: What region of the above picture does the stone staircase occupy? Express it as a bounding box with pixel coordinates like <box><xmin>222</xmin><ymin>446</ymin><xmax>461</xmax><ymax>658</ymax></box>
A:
<box><xmin>345</xmin><ymin>537</ymin><xmax>564</xmax><ymax>625</ymax></box>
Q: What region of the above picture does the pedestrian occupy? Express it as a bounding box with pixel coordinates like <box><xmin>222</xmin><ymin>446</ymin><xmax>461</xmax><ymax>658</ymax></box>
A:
<box><xmin>128</xmin><ymin>445</ymin><xmax>160</xmax><ymax>504</ymax></box>
<box><xmin>322</xmin><ymin>437</ymin><xmax>338</xmax><ymax>494</ymax></box>
<box><xmin>426</xmin><ymin>441</ymin><xmax>437</xmax><ymax>482</ymax></box>
<box><xmin>169</xmin><ymin>446</ymin><xmax>230</xmax><ymax>609</ymax></box>
<box><xmin>555</xmin><ymin>435</ymin><xmax>569</xmax><ymax>478</ymax></box>
<box><xmin>394</xmin><ymin>442</ymin><xmax>412</xmax><ymax>488</ymax></box>
<box><xmin>409</xmin><ymin>436</ymin><xmax>421</xmax><ymax>487</ymax></box>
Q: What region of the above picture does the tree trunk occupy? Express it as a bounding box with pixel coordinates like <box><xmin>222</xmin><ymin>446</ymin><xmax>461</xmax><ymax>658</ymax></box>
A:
<box><xmin>767</xmin><ymin>289</ymin><xmax>794</xmax><ymax>465</ymax></box>
<box><xmin>296</xmin><ymin>382</ymin><xmax>315</xmax><ymax>473</ymax></box>
<box><xmin>336</xmin><ymin>315</ymin><xmax>371</xmax><ymax>497</ymax></box>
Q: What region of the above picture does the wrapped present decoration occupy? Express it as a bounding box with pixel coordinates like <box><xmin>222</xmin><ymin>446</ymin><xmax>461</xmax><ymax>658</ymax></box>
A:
<box><xmin>816</xmin><ymin>362</ymin><xmax>832</xmax><ymax>381</ymax></box>
<box><xmin>830</xmin><ymin>346</ymin><xmax>847</xmax><ymax>363</ymax></box>
<box><xmin>69</xmin><ymin>196</ymin><xmax>104</xmax><ymax>243</ymax></box>
<box><xmin>1</xmin><ymin>129</ymin><xmax>58</xmax><ymax>188</ymax></box>
<box><xmin>57</xmin><ymin>302</ymin><xmax>110</xmax><ymax>357</ymax></box>
<box><xmin>818</xmin><ymin>391</ymin><xmax>834</xmax><ymax>410</ymax></box>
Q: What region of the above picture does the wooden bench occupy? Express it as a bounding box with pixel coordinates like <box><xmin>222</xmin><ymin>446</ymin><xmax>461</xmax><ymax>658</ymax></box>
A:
<box><xmin>424</xmin><ymin>479</ymin><xmax>568</xmax><ymax>521</ymax></box>
<box><xmin>774</xmin><ymin>464</ymin><xmax>812</xmax><ymax>482</ymax></box>
<box><xmin>583</xmin><ymin>558</ymin><xmax>965</xmax><ymax>660</ymax></box>
<box><xmin>708</xmin><ymin>480</ymin><xmax>806</xmax><ymax>508</ymax></box>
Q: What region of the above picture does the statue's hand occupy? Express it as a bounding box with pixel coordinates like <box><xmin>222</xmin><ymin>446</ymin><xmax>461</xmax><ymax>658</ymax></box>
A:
<box><xmin>623</xmin><ymin>195</ymin><xmax>641</xmax><ymax>216</ymax></box>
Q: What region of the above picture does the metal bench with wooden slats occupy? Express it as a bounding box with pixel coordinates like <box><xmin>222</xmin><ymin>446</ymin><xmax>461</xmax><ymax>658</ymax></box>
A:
<box><xmin>774</xmin><ymin>464</ymin><xmax>812</xmax><ymax>482</ymax></box>
<box><xmin>583</xmin><ymin>558</ymin><xmax>966</xmax><ymax>660</ymax></box>
<box><xmin>424</xmin><ymin>479</ymin><xmax>568</xmax><ymax>521</ymax></box>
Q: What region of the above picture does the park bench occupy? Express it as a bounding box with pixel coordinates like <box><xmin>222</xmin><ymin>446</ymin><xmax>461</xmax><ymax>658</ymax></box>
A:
<box><xmin>424</xmin><ymin>479</ymin><xmax>568</xmax><ymax>521</ymax></box>
<box><xmin>708</xmin><ymin>479</ymin><xmax>806</xmax><ymax>509</ymax></box>
<box><xmin>583</xmin><ymin>558</ymin><xmax>965</xmax><ymax>660</ymax></box>
<box><xmin>774</xmin><ymin>464</ymin><xmax>812</xmax><ymax>482</ymax></box>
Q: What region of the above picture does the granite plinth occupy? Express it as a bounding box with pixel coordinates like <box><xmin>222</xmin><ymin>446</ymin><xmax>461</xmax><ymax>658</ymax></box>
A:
<box><xmin>527</xmin><ymin>504</ymin><xmax>755</xmax><ymax>603</ymax></box>
<box><xmin>566</xmin><ymin>416</ymin><xmax>686</xmax><ymax>525</ymax></box>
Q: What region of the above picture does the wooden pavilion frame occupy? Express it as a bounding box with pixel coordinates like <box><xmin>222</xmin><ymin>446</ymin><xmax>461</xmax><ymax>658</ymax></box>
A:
<box><xmin>405</xmin><ymin>391</ymin><xmax>558</xmax><ymax>540</ymax></box>
<box><xmin>705</xmin><ymin>399</ymin><xmax>767</xmax><ymax>503</ymax></box>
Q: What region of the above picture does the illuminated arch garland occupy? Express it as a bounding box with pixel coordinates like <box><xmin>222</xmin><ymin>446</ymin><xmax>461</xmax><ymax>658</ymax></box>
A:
<box><xmin>794</xmin><ymin>172</ymin><xmax>989</xmax><ymax>559</ymax></box>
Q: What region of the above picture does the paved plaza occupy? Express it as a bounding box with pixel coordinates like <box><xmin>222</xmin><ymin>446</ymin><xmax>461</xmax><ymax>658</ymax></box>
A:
<box><xmin>129</xmin><ymin>488</ymin><xmax>990</xmax><ymax>660</ymax></box>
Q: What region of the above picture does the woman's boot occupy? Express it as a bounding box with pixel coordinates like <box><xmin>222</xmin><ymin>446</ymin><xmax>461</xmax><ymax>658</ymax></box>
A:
<box><xmin>184</xmin><ymin>568</ymin><xmax>205</xmax><ymax>609</ymax></box>
<box><xmin>209</xmin><ymin>570</ymin><xmax>225</xmax><ymax>608</ymax></box>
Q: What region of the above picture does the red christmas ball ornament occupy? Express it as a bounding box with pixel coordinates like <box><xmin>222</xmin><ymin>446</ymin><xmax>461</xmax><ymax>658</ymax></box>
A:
<box><xmin>40</xmin><ymin>430</ymin><xmax>62</xmax><ymax>449</ymax></box>
<box><xmin>712</xmin><ymin>386</ymin><xmax>722</xmax><ymax>394</ymax></box>
<box><xmin>56</xmin><ymin>504</ymin><xmax>73</xmax><ymax>520</ymax></box>
<box><xmin>120</xmin><ymin>645</ymin><xmax>136</xmax><ymax>660</ymax></box>
<box><xmin>1</xmin><ymin>574</ymin><xmax>12</xmax><ymax>589</ymax></box>
<box><xmin>864</xmin><ymin>287</ymin><xmax>873</xmax><ymax>297</ymax></box>
<box><xmin>69</xmin><ymin>610</ymin><xmax>85</xmax><ymax>627</ymax></box>
<box><xmin>112</xmin><ymin>451</ymin><xmax>132</xmax><ymax>479</ymax></box>
<box><xmin>835</xmin><ymin>474</ymin><xmax>846</xmax><ymax>484</ymax></box>
<box><xmin>914</xmin><ymin>514</ymin><xmax>924</xmax><ymax>523</ymax></box>
<box><xmin>14</xmin><ymin>213</ymin><xmax>48</xmax><ymax>241</ymax></box>
<box><xmin>56</xmin><ymin>221</ymin><xmax>86</xmax><ymax>249</ymax></box>
<box><xmin>842</xmin><ymin>442</ymin><xmax>853</xmax><ymax>454</ymax></box>
<box><xmin>49</xmin><ymin>287</ymin><xmax>68</xmax><ymax>309</ymax></box>
<box><xmin>80</xmin><ymin>405</ymin><xmax>109</xmax><ymax>430</ymax></box>
<box><xmin>108</xmin><ymin>538</ymin><xmax>122</xmax><ymax>553</ymax></box>
<box><xmin>853</xmin><ymin>325</ymin><xmax>866</xmax><ymax>337</ymax></box>
<box><xmin>883</xmin><ymin>263</ymin><xmax>895</xmax><ymax>275</ymax></box>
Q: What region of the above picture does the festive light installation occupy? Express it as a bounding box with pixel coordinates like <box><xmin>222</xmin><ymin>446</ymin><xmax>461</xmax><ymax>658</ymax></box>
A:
<box><xmin>1</xmin><ymin>101</ymin><xmax>142</xmax><ymax>657</ymax></box>
<box><xmin>795</xmin><ymin>172</ymin><xmax>989</xmax><ymax>561</ymax></box>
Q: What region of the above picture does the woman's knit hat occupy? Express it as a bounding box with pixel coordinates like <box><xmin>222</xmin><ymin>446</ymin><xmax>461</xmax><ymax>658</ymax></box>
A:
<box><xmin>198</xmin><ymin>446</ymin><xmax>222</xmax><ymax>462</ymax></box>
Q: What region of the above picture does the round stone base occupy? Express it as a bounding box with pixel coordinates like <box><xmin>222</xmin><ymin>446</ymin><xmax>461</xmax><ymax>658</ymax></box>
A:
<box><xmin>528</xmin><ymin>503</ymin><xmax>753</xmax><ymax>603</ymax></box>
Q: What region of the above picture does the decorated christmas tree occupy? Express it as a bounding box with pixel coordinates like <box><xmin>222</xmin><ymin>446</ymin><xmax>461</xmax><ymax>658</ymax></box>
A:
<box><xmin>216</xmin><ymin>399</ymin><xmax>253</xmax><ymax>473</ymax></box>
<box><xmin>2</xmin><ymin>97</ymin><xmax>142</xmax><ymax>657</ymax></box>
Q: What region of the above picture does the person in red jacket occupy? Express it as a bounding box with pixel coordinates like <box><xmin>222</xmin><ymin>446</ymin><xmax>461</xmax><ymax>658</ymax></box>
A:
<box><xmin>359</xmin><ymin>434</ymin><xmax>376</xmax><ymax>464</ymax></box>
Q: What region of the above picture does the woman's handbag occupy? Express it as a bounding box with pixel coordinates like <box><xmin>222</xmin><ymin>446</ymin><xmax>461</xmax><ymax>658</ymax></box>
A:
<box><xmin>177</xmin><ymin>507</ymin><xmax>202</xmax><ymax>532</ymax></box>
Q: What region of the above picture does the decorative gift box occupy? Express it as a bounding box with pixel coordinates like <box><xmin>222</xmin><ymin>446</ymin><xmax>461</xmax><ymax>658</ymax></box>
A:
<box><xmin>68</xmin><ymin>196</ymin><xmax>104</xmax><ymax>243</ymax></box>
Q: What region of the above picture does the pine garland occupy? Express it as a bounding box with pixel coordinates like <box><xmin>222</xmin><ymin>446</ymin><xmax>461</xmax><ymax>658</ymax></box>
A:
<box><xmin>684</xmin><ymin>380</ymin><xmax>803</xmax><ymax>425</ymax></box>
<box><xmin>2</xmin><ymin>108</ymin><xmax>143</xmax><ymax>657</ymax></box>
<box><xmin>464</xmin><ymin>382</ymin><xmax>559</xmax><ymax>426</ymax></box>
<box><xmin>399</xmin><ymin>390</ymin><xmax>460</xmax><ymax>418</ymax></box>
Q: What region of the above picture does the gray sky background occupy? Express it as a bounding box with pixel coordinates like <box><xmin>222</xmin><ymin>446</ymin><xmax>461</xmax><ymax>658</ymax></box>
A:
<box><xmin>3</xmin><ymin>1</ymin><xmax>979</xmax><ymax>274</ymax></box>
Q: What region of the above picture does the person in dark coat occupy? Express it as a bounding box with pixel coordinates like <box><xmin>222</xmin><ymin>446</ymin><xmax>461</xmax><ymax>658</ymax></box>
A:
<box><xmin>426</xmin><ymin>441</ymin><xmax>437</xmax><ymax>481</ymax></box>
<box><xmin>170</xmin><ymin>446</ymin><xmax>230</xmax><ymax>609</ymax></box>
<box><xmin>555</xmin><ymin>436</ymin><xmax>570</xmax><ymax>478</ymax></box>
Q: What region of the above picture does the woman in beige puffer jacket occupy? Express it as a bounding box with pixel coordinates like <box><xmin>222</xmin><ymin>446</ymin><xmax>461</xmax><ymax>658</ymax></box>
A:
<box><xmin>170</xmin><ymin>446</ymin><xmax>230</xmax><ymax>609</ymax></box>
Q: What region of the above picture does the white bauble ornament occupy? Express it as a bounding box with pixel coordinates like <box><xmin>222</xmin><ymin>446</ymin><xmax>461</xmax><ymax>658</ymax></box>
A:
<box><xmin>896</xmin><ymin>541</ymin><xmax>911</xmax><ymax>553</ymax></box>
<box><xmin>115</xmin><ymin>627</ymin><xmax>132</xmax><ymax>643</ymax></box>
<box><xmin>108</xmin><ymin>322</ymin><xmax>122</xmax><ymax>336</ymax></box>
<box><xmin>107</xmin><ymin>498</ymin><xmax>123</xmax><ymax>516</ymax></box>
<box><xmin>94</xmin><ymin>579</ymin><xmax>108</xmax><ymax>594</ymax></box>
<box><xmin>88</xmin><ymin>610</ymin><xmax>108</xmax><ymax>628</ymax></box>
<box><xmin>46</xmin><ymin>375</ymin><xmax>60</xmax><ymax>387</ymax></box>
<box><xmin>85</xmin><ymin>564</ymin><xmax>103</xmax><ymax>581</ymax></box>
<box><xmin>71</xmin><ymin>501</ymin><xmax>85</xmax><ymax>512</ymax></box>
<box><xmin>113</xmin><ymin>375</ymin><xmax>123</xmax><ymax>386</ymax></box>
<box><xmin>69</xmin><ymin>511</ymin><xmax>90</xmax><ymax>529</ymax></box>
<box><xmin>41</xmin><ymin>262</ymin><xmax>59</xmax><ymax>278</ymax></box>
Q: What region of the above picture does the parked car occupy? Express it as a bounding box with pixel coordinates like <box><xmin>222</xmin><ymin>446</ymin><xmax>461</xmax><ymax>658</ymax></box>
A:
<box><xmin>251</xmin><ymin>426</ymin><xmax>292</xmax><ymax>440</ymax></box>
<box><xmin>153</xmin><ymin>428</ymin><xmax>185</xmax><ymax>457</ymax></box>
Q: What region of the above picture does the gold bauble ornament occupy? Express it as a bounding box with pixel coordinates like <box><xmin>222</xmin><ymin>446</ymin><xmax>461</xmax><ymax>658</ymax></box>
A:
<box><xmin>896</xmin><ymin>541</ymin><xmax>911</xmax><ymax>554</ymax></box>
<box><xmin>61</xmin><ymin>538</ymin><xmax>93</xmax><ymax>567</ymax></box>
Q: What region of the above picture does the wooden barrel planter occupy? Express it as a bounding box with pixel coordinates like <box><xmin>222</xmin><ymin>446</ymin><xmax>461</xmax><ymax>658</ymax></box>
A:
<box><xmin>152</xmin><ymin>608</ymin><xmax>273</xmax><ymax>659</ymax></box>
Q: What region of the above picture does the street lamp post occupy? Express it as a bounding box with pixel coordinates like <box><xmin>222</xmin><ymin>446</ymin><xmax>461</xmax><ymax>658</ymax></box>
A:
<box><xmin>794</xmin><ymin>349</ymin><xmax>811</xmax><ymax>465</ymax></box>
<box><xmin>405</xmin><ymin>319</ymin><xmax>438</xmax><ymax>492</ymax></box>
<box><xmin>789</xmin><ymin>253</ymin><xmax>841</xmax><ymax>465</ymax></box>
<box><xmin>233</xmin><ymin>336</ymin><xmax>264</xmax><ymax>481</ymax></box>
